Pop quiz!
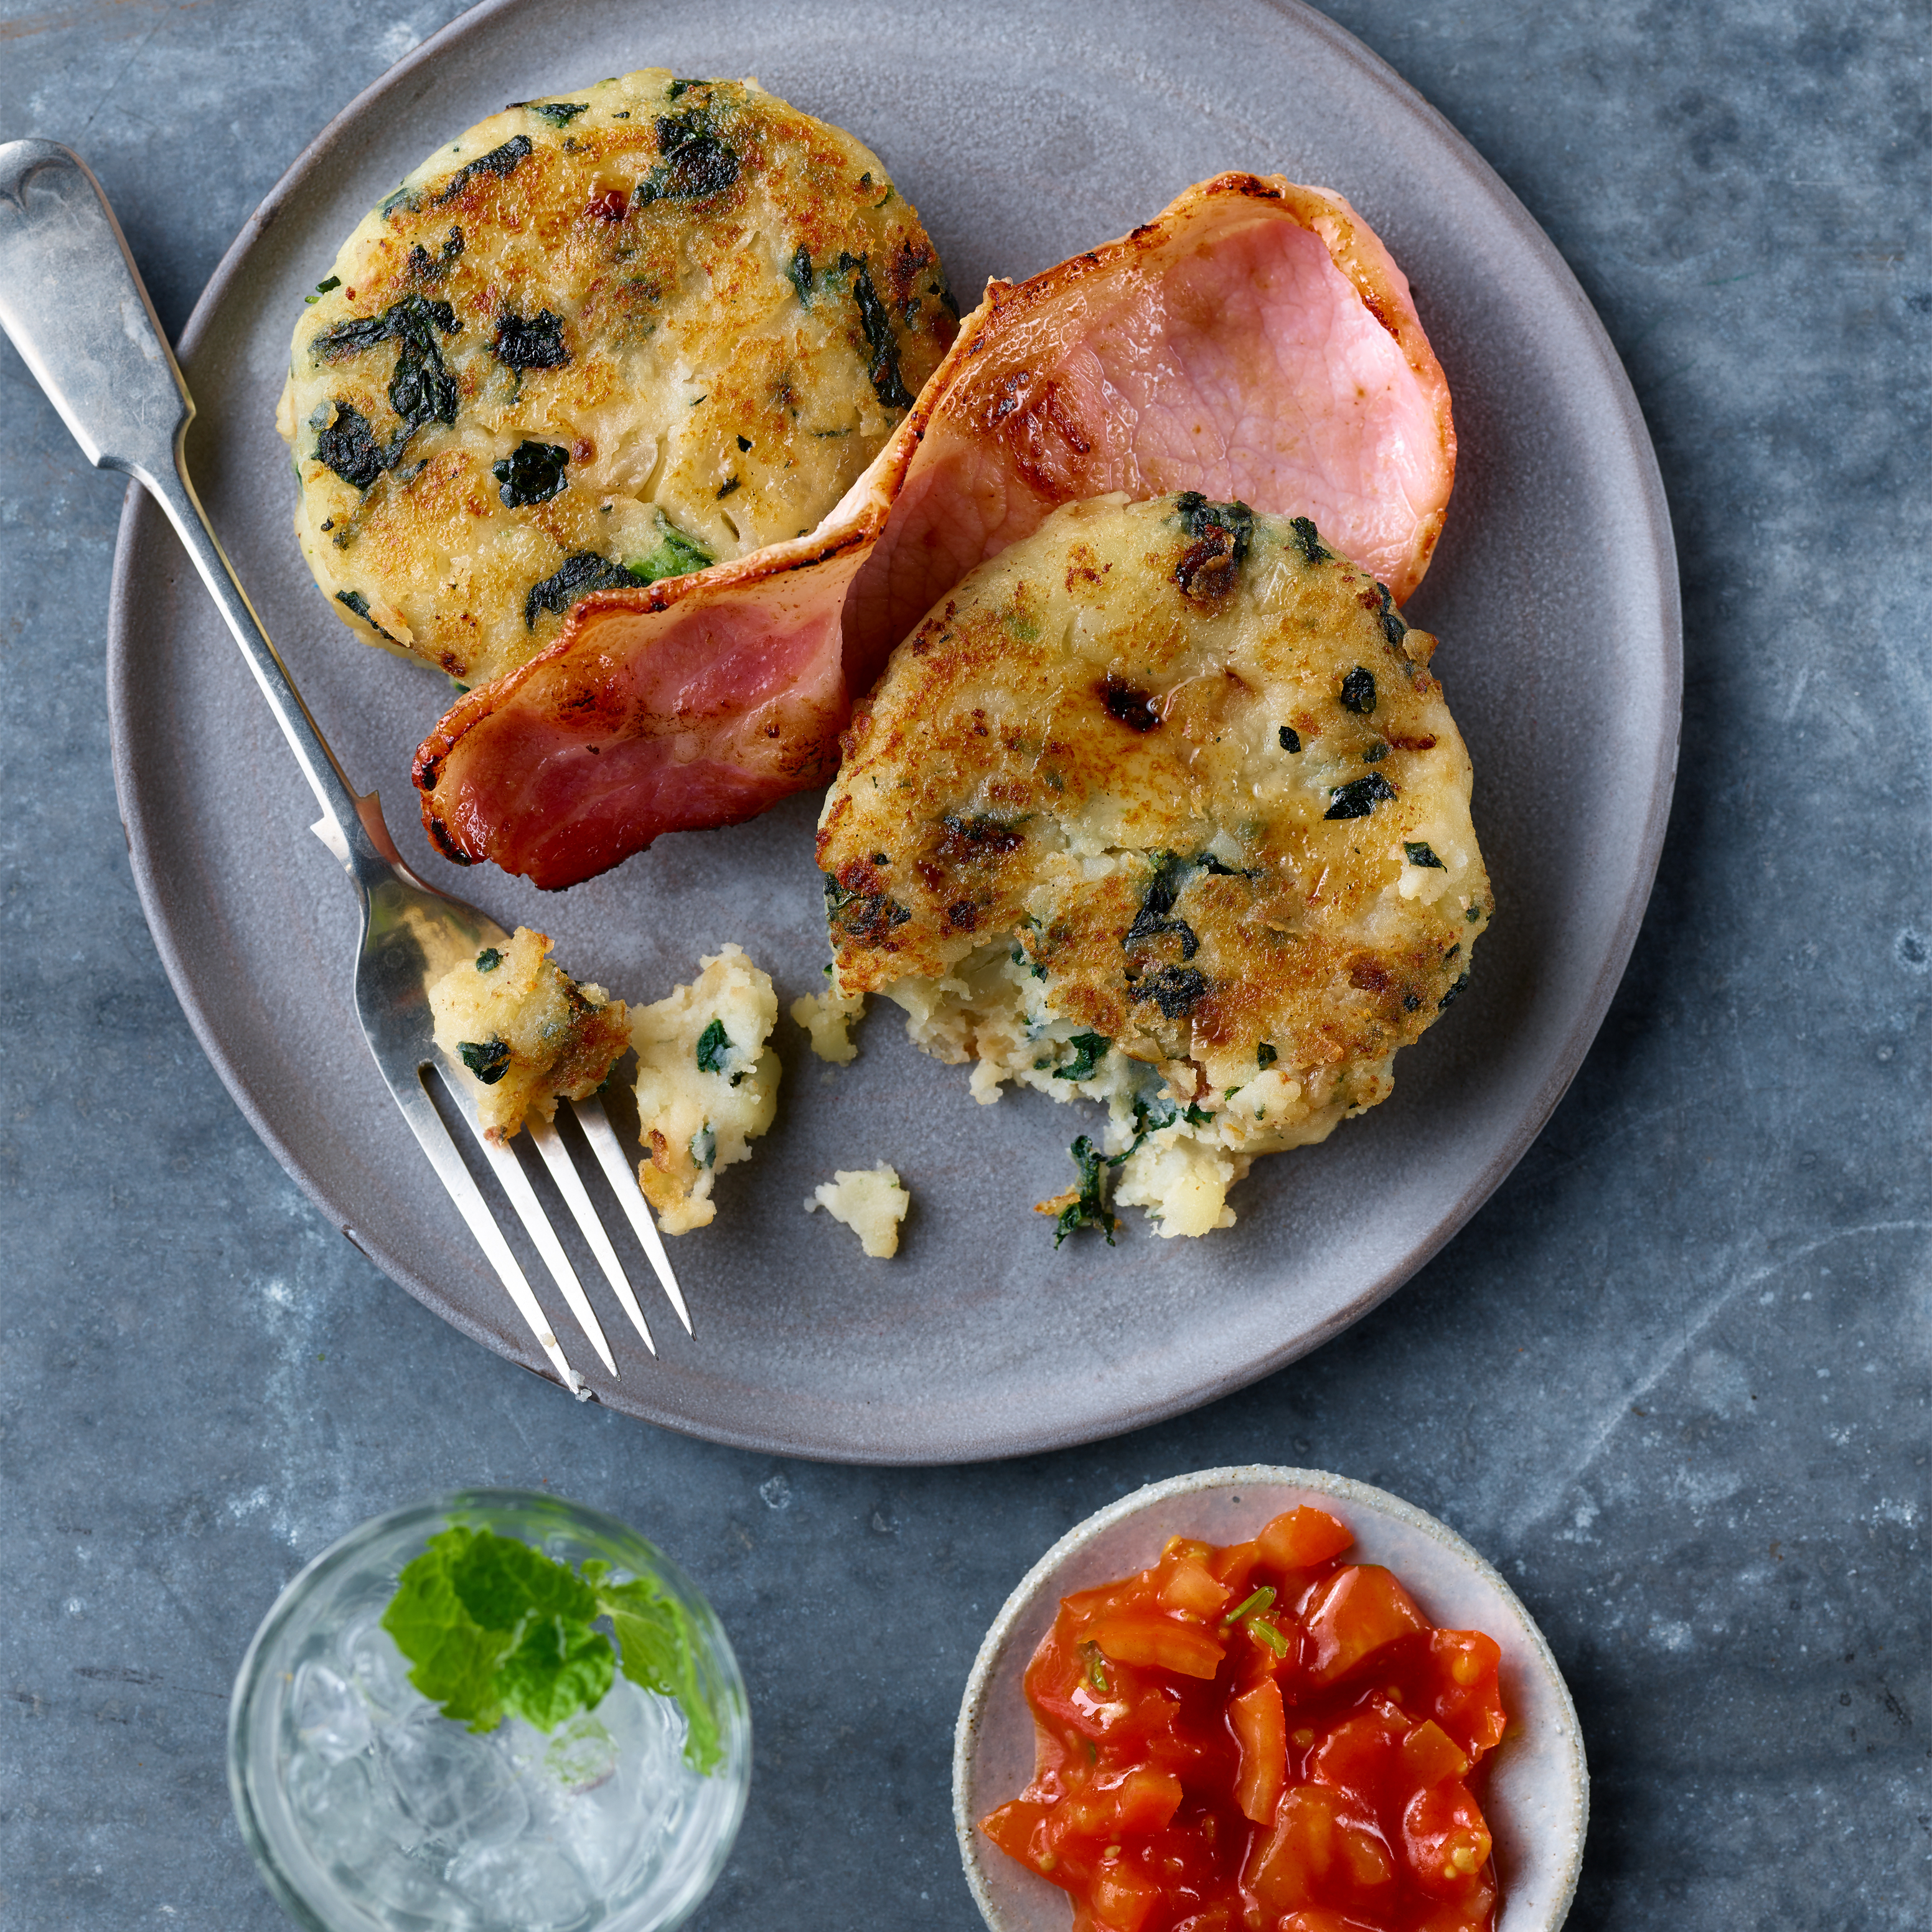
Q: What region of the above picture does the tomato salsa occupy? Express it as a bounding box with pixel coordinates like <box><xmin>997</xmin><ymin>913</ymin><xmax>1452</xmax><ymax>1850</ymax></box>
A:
<box><xmin>980</xmin><ymin>1506</ymin><xmax>1508</xmax><ymax>1932</ymax></box>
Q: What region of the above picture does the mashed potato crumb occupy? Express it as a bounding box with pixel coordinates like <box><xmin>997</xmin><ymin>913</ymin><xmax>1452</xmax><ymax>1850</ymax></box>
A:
<box><xmin>633</xmin><ymin>945</ymin><xmax>780</xmax><ymax>1235</ymax></box>
<box><xmin>428</xmin><ymin>927</ymin><xmax>628</xmax><ymax>1142</ymax></box>
<box><xmin>805</xmin><ymin>1165</ymin><xmax>909</xmax><ymax>1258</ymax></box>
<box><xmin>789</xmin><ymin>983</ymin><xmax>868</xmax><ymax>1064</ymax></box>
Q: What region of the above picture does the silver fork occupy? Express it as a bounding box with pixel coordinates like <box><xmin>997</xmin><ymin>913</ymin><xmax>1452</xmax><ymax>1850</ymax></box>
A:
<box><xmin>0</xmin><ymin>140</ymin><xmax>688</xmax><ymax>1392</ymax></box>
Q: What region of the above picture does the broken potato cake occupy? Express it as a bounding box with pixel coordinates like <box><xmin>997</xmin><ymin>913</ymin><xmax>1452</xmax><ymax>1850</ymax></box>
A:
<box><xmin>815</xmin><ymin>493</ymin><xmax>1491</xmax><ymax>1240</ymax></box>
<box><xmin>278</xmin><ymin>70</ymin><xmax>956</xmax><ymax>685</ymax></box>
<box><xmin>428</xmin><ymin>927</ymin><xmax>629</xmax><ymax>1142</ymax></box>
<box><xmin>632</xmin><ymin>944</ymin><xmax>781</xmax><ymax>1236</ymax></box>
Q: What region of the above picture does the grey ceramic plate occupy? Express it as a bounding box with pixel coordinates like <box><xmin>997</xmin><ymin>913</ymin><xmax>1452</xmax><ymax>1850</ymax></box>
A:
<box><xmin>106</xmin><ymin>0</ymin><xmax>1679</xmax><ymax>1463</ymax></box>
<box><xmin>954</xmin><ymin>1467</ymin><xmax>1588</xmax><ymax>1932</ymax></box>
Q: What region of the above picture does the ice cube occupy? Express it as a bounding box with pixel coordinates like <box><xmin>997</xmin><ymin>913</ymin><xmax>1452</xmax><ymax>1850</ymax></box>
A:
<box><xmin>542</xmin><ymin>1683</ymin><xmax>695</xmax><ymax>1896</ymax></box>
<box><xmin>293</xmin><ymin>1662</ymin><xmax>372</xmax><ymax>1763</ymax></box>
<box><xmin>542</xmin><ymin>1714</ymin><xmax>619</xmax><ymax>1791</ymax></box>
<box><xmin>382</xmin><ymin>1715</ymin><xmax>528</xmax><ymax>1847</ymax></box>
<box><xmin>288</xmin><ymin>1751</ymin><xmax>377</xmax><ymax>1863</ymax></box>
<box><xmin>445</xmin><ymin>1838</ymin><xmax>591</xmax><ymax>1930</ymax></box>
<box><xmin>358</xmin><ymin>1845</ymin><xmax>485</xmax><ymax>1928</ymax></box>
<box><xmin>341</xmin><ymin>1610</ymin><xmax>426</xmax><ymax>1719</ymax></box>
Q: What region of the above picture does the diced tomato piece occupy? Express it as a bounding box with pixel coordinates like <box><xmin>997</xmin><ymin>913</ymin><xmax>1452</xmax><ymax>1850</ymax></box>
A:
<box><xmin>980</xmin><ymin>1798</ymin><xmax>1049</xmax><ymax>1866</ymax></box>
<box><xmin>1257</xmin><ymin>1506</ymin><xmax>1354</xmax><ymax>1572</ymax></box>
<box><xmin>1160</xmin><ymin>1557</ymin><xmax>1236</xmax><ymax>1618</ymax></box>
<box><xmin>1306</xmin><ymin>1710</ymin><xmax>1399</xmax><ymax>1804</ymax></box>
<box><xmin>1427</xmin><ymin>1630</ymin><xmax>1507</xmax><ymax>1760</ymax></box>
<box><xmin>1400</xmin><ymin>1719</ymin><xmax>1471</xmax><ymax>1787</ymax></box>
<box><xmin>1204</xmin><ymin>1540</ymin><xmax>1260</xmax><ymax>1592</ymax></box>
<box><xmin>1229</xmin><ymin>1679</ymin><xmax>1287</xmax><ymax>1823</ymax></box>
<box><xmin>1279</xmin><ymin>1915</ymin><xmax>1384</xmax><ymax>1932</ymax></box>
<box><xmin>1089</xmin><ymin>1612</ymin><xmax>1227</xmax><ymax>1679</ymax></box>
<box><xmin>1105</xmin><ymin>1766</ymin><xmax>1186</xmax><ymax>1836</ymax></box>
<box><xmin>1302</xmin><ymin>1566</ymin><xmax>1428</xmax><ymax>1686</ymax></box>
<box><xmin>1403</xmin><ymin>1778</ymin><xmax>1494</xmax><ymax>1897</ymax></box>
<box><xmin>1245</xmin><ymin>1784</ymin><xmax>1338</xmax><ymax>1917</ymax></box>
<box><xmin>1170</xmin><ymin>1910</ymin><xmax>1236</xmax><ymax>1932</ymax></box>
<box><xmin>1089</xmin><ymin>1856</ymin><xmax>1163</xmax><ymax>1932</ymax></box>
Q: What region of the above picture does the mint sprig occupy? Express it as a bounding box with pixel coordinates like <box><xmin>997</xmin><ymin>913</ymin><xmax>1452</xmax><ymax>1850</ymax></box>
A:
<box><xmin>382</xmin><ymin>1526</ymin><xmax>723</xmax><ymax>1771</ymax></box>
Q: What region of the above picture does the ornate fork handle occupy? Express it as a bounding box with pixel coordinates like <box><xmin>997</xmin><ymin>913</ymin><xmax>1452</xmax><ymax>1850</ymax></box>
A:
<box><xmin>0</xmin><ymin>139</ymin><xmax>399</xmax><ymax>901</ymax></box>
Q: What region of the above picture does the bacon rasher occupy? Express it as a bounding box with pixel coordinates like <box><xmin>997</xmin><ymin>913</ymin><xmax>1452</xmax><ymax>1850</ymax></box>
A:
<box><xmin>415</xmin><ymin>174</ymin><xmax>1455</xmax><ymax>890</ymax></box>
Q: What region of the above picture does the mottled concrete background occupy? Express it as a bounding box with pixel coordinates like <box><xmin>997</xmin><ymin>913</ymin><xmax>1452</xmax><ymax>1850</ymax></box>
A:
<box><xmin>1</xmin><ymin>2</ymin><xmax>1926</xmax><ymax>1928</ymax></box>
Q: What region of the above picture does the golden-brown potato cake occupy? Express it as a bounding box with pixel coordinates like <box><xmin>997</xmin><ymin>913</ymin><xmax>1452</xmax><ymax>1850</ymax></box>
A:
<box><xmin>815</xmin><ymin>493</ymin><xmax>1491</xmax><ymax>1239</ymax></box>
<box><xmin>277</xmin><ymin>70</ymin><xmax>956</xmax><ymax>685</ymax></box>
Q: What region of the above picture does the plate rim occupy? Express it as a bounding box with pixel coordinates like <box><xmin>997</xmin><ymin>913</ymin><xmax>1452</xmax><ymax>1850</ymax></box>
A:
<box><xmin>950</xmin><ymin>1463</ymin><xmax>1589</xmax><ymax>1931</ymax></box>
<box><xmin>105</xmin><ymin>0</ymin><xmax>1681</xmax><ymax>1464</ymax></box>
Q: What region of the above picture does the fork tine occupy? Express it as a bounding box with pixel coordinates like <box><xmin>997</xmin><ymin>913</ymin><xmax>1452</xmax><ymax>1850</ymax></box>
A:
<box><xmin>438</xmin><ymin>1072</ymin><xmax>619</xmax><ymax>1376</ymax></box>
<box><xmin>570</xmin><ymin>1095</ymin><xmax>693</xmax><ymax>1335</ymax></box>
<box><xmin>392</xmin><ymin>1069</ymin><xmax>581</xmax><ymax>1391</ymax></box>
<box><xmin>529</xmin><ymin>1115</ymin><xmax>656</xmax><ymax>1356</ymax></box>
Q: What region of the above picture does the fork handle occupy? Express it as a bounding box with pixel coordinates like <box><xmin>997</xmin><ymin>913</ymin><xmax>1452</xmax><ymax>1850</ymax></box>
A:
<box><xmin>0</xmin><ymin>139</ymin><xmax>399</xmax><ymax>893</ymax></box>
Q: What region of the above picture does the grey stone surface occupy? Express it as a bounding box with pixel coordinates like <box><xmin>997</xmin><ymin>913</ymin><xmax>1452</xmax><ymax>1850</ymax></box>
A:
<box><xmin>0</xmin><ymin>1</ymin><xmax>1925</xmax><ymax>1928</ymax></box>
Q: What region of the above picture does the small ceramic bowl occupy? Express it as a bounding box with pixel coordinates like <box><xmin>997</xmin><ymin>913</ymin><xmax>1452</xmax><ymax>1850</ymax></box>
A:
<box><xmin>954</xmin><ymin>1466</ymin><xmax>1587</xmax><ymax>1932</ymax></box>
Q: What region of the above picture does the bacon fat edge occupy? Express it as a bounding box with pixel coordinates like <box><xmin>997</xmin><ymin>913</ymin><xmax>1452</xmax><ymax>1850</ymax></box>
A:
<box><xmin>414</xmin><ymin>174</ymin><xmax>1455</xmax><ymax>889</ymax></box>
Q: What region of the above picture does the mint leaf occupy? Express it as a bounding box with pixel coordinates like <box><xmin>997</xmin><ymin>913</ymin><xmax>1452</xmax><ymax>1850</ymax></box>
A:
<box><xmin>383</xmin><ymin>1529</ymin><xmax>724</xmax><ymax>1770</ymax></box>
<box><xmin>447</xmin><ymin>1529</ymin><xmax>599</xmax><ymax>1631</ymax></box>
<box><xmin>496</xmin><ymin>1611</ymin><xmax>616</xmax><ymax>1731</ymax></box>
<box><xmin>382</xmin><ymin>1527</ymin><xmax>514</xmax><ymax>1731</ymax></box>
<box><xmin>589</xmin><ymin>1567</ymin><xmax>723</xmax><ymax>1774</ymax></box>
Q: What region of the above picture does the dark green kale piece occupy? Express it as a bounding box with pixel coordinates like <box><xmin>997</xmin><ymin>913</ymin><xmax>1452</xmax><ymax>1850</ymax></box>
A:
<box><xmin>823</xmin><ymin>873</ymin><xmax>912</xmax><ymax>941</ymax></box>
<box><xmin>1404</xmin><ymin>841</ymin><xmax>1446</xmax><ymax>870</ymax></box>
<box><xmin>1339</xmin><ymin>667</ymin><xmax>1377</xmax><ymax>715</ymax></box>
<box><xmin>1125</xmin><ymin>853</ymin><xmax>1201</xmax><ymax>961</ymax></box>
<box><xmin>694</xmin><ymin>1018</ymin><xmax>734</xmax><ymax>1075</ymax></box>
<box><xmin>837</xmin><ymin>252</ymin><xmax>914</xmax><ymax>410</ymax></box>
<box><xmin>311</xmin><ymin>294</ymin><xmax>462</xmax><ymax>476</ymax></box>
<box><xmin>475</xmin><ymin>948</ymin><xmax>503</xmax><ymax>972</ymax></box>
<box><xmin>1056</xmin><ymin>1033</ymin><xmax>1112</xmax><ymax>1081</ymax></box>
<box><xmin>1170</xmin><ymin>493</ymin><xmax>1254</xmax><ymax>601</ymax></box>
<box><xmin>494</xmin><ymin>308</ymin><xmax>570</xmax><ymax>369</ymax></box>
<box><xmin>525</xmin><ymin>101</ymin><xmax>589</xmax><ymax>124</ymax></box>
<box><xmin>406</xmin><ymin>225</ymin><xmax>465</xmax><ymax>283</ymax></box>
<box><xmin>492</xmin><ymin>439</ymin><xmax>571</xmax><ymax>507</ymax></box>
<box><xmin>1051</xmin><ymin>1135</ymin><xmax>1118</xmax><ymax>1248</ymax></box>
<box><xmin>314</xmin><ymin>404</ymin><xmax>388</xmax><ymax>487</ymax></box>
<box><xmin>633</xmin><ymin>112</ymin><xmax>741</xmax><ymax>204</ymax></box>
<box><xmin>1257</xmin><ymin>1042</ymin><xmax>1278</xmax><ymax>1067</ymax></box>
<box><xmin>1278</xmin><ymin>725</ymin><xmax>1301</xmax><ymax>753</ymax></box>
<box><xmin>1135</xmin><ymin>965</ymin><xmax>1209</xmax><ymax>1017</ymax></box>
<box><xmin>459</xmin><ymin>1038</ymin><xmax>513</xmax><ymax>1084</ymax></box>
<box><xmin>787</xmin><ymin>245</ymin><xmax>814</xmax><ymax>307</ymax></box>
<box><xmin>1439</xmin><ymin>971</ymin><xmax>1471</xmax><ymax>1010</ymax></box>
<box><xmin>523</xmin><ymin>552</ymin><xmax>640</xmax><ymax>627</ymax></box>
<box><xmin>1374</xmin><ymin>581</ymin><xmax>1408</xmax><ymax>648</ymax></box>
<box><xmin>1174</xmin><ymin>493</ymin><xmax>1255</xmax><ymax>566</ymax></box>
<box><xmin>1325</xmin><ymin>774</ymin><xmax>1397</xmax><ymax>820</ymax></box>
<box><xmin>434</xmin><ymin>134</ymin><xmax>533</xmax><ymax>204</ymax></box>
<box><xmin>334</xmin><ymin>588</ymin><xmax>398</xmax><ymax>642</ymax></box>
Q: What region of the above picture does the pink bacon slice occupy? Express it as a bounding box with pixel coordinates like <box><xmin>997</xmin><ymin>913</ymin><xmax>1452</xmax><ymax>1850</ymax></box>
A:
<box><xmin>415</xmin><ymin>173</ymin><xmax>1454</xmax><ymax>890</ymax></box>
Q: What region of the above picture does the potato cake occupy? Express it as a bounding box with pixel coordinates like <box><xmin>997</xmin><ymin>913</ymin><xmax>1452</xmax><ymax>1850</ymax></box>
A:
<box><xmin>277</xmin><ymin>70</ymin><xmax>956</xmax><ymax>685</ymax></box>
<box><xmin>815</xmin><ymin>494</ymin><xmax>1490</xmax><ymax>1239</ymax></box>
